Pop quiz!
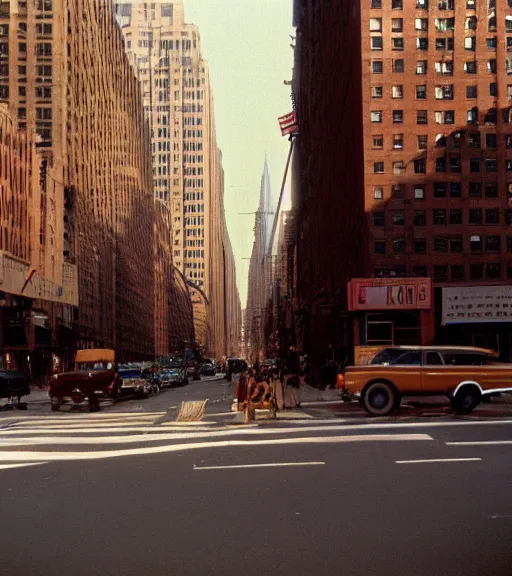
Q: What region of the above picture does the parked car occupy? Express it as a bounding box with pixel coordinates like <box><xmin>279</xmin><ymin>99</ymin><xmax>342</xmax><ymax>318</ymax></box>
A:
<box><xmin>49</xmin><ymin>349</ymin><xmax>121</xmax><ymax>411</ymax></box>
<box><xmin>200</xmin><ymin>361</ymin><xmax>217</xmax><ymax>376</ymax></box>
<box><xmin>156</xmin><ymin>368</ymin><xmax>188</xmax><ymax>388</ymax></box>
<box><xmin>118</xmin><ymin>365</ymin><xmax>153</xmax><ymax>398</ymax></box>
<box><xmin>186</xmin><ymin>361</ymin><xmax>201</xmax><ymax>381</ymax></box>
<box><xmin>338</xmin><ymin>346</ymin><xmax>512</xmax><ymax>416</ymax></box>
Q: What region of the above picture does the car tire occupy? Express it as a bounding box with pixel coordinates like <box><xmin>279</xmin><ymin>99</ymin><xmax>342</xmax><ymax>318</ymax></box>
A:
<box><xmin>451</xmin><ymin>387</ymin><xmax>480</xmax><ymax>415</ymax></box>
<box><xmin>50</xmin><ymin>397</ymin><xmax>59</xmax><ymax>412</ymax></box>
<box><xmin>361</xmin><ymin>381</ymin><xmax>397</xmax><ymax>416</ymax></box>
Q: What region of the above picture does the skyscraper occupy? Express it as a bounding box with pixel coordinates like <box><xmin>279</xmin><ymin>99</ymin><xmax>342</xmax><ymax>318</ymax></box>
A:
<box><xmin>115</xmin><ymin>0</ymin><xmax>240</xmax><ymax>355</ymax></box>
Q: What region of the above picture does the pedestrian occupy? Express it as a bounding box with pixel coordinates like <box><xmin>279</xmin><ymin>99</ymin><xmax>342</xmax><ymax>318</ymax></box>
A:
<box><xmin>283</xmin><ymin>346</ymin><xmax>301</xmax><ymax>408</ymax></box>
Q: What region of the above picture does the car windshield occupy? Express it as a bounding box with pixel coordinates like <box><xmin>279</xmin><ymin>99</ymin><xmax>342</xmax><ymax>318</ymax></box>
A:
<box><xmin>118</xmin><ymin>369</ymin><xmax>141</xmax><ymax>379</ymax></box>
<box><xmin>76</xmin><ymin>362</ymin><xmax>113</xmax><ymax>371</ymax></box>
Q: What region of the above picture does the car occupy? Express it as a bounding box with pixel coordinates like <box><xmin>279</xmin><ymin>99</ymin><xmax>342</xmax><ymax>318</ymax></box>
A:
<box><xmin>186</xmin><ymin>361</ymin><xmax>201</xmax><ymax>381</ymax></box>
<box><xmin>118</xmin><ymin>366</ymin><xmax>153</xmax><ymax>398</ymax></box>
<box><xmin>156</xmin><ymin>368</ymin><xmax>188</xmax><ymax>387</ymax></box>
<box><xmin>338</xmin><ymin>345</ymin><xmax>512</xmax><ymax>416</ymax></box>
<box><xmin>200</xmin><ymin>361</ymin><xmax>217</xmax><ymax>376</ymax></box>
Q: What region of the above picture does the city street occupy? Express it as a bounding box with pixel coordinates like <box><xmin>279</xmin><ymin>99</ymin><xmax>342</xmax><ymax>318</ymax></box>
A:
<box><xmin>1</xmin><ymin>379</ymin><xmax>512</xmax><ymax>574</ymax></box>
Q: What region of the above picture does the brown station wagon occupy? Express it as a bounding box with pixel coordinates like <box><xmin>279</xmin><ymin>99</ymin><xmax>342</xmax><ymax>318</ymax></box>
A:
<box><xmin>338</xmin><ymin>346</ymin><xmax>512</xmax><ymax>416</ymax></box>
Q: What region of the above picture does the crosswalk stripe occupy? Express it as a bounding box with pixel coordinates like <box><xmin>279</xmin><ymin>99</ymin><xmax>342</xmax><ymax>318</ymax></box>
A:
<box><xmin>0</xmin><ymin>462</ymin><xmax>48</xmax><ymax>470</ymax></box>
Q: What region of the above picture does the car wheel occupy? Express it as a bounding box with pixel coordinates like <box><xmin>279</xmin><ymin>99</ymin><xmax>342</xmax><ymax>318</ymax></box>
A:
<box><xmin>50</xmin><ymin>397</ymin><xmax>59</xmax><ymax>412</ymax></box>
<box><xmin>451</xmin><ymin>387</ymin><xmax>480</xmax><ymax>415</ymax></box>
<box><xmin>362</xmin><ymin>381</ymin><xmax>397</xmax><ymax>416</ymax></box>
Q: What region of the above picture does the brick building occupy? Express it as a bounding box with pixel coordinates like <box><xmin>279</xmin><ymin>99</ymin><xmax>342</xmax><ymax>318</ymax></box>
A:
<box><xmin>293</xmin><ymin>0</ymin><xmax>512</xmax><ymax>363</ymax></box>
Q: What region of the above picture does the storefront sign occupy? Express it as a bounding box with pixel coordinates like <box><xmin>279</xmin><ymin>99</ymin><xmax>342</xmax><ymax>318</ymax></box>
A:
<box><xmin>0</xmin><ymin>252</ymin><xmax>78</xmax><ymax>306</ymax></box>
<box><xmin>442</xmin><ymin>286</ymin><xmax>512</xmax><ymax>325</ymax></box>
<box><xmin>354</xmin><ymin>346</ymin><xmax>386</xmax><ymax>366</ymax></box>
<box><xmin>348</xmin><ymin>278</ymin><xmax>432</xmax><ymax>311</ymax></box>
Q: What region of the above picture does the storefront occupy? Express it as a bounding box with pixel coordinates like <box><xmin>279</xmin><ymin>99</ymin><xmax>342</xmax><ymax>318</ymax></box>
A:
<box><xmin>437</xmin><ymin>285</ymin><xmax>512</xmax><ymax>361</ymax></box>
<box><xmin>348</xmin><ymin>277</ymin><xmax>434</xmax><ymax>365</ymax></box>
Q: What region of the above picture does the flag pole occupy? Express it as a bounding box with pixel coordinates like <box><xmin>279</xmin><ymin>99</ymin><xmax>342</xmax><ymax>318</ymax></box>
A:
<box><xmin>264</xmin><ymin>136</ymin><xmax>295</xmax><ymax>263</ymax></box>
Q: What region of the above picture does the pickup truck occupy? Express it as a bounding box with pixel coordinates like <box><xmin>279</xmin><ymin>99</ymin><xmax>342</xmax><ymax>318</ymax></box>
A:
<box><xmin>337</xmin><ymin>345</ymin><xmax>512</xmax><ymax>416</ymax></box>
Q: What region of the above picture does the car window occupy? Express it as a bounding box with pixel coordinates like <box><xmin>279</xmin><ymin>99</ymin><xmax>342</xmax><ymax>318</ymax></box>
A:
<box><xmin>424</xmin><ymin>352</ymin><xmax>444</xmax><ymax>366</ymax></box>
<box><xmin>392</xmin><ymin>351</ymin><xmax>422</xmax><ymax>366</ymax></box>
<box><xmin>370</xmin><ymin>349</ymin><xmax>404</xmax><ymax>365</ymax></box>
<box><xmin>441</xmin><ymin>353</ymin><xmax>487</xmax><ymax>366</ymax></box>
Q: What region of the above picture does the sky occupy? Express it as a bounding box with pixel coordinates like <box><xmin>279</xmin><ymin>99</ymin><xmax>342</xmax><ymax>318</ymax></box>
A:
<box><xmin>184</xmin><ymin>0</ymin><xmax>294</xmax><ymax>308</ymax></box>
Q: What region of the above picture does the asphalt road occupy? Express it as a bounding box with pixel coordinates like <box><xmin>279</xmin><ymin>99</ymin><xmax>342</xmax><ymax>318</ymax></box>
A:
<box><xmin>2</xmin><ymin>415</ymin><xmax>512</xmax><ymax>575</ymax></box>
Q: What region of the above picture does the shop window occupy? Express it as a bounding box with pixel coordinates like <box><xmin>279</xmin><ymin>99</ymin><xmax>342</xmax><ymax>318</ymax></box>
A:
<box><xmin>451</xmin><ymin>265</ymin><xmax>465</xmax><ymax>280</ymax></box>
<box><xmin>366</xmin><ymin>311</ymin><xmax>421</xmax><ymax>347</ymax></box>
<box><xmin>486</xmin><ymin>263</ymin><xmax>501</xmax><ymax>279</ymax></box>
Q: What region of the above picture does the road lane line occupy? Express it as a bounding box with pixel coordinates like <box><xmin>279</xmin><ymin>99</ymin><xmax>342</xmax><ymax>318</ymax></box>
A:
<box><xmin>0</xmin><ymin>434</ymin><xmax>433</xmax><ymax>463</ymax></box>
<box><xmin>446</xmin><ymin>441</ymin><xmax>512</xmax><ymax>446</ymax></box>
<box><xmin>194</xmin><ymin>462</ymin><xmax>325</xmax><ymax>471</ymax></box>
<box><xmin>0</xmin><ymin>462</ymin><xmax>48</xmax><ymax>470</ymax></box>
<box><xmin>396</xmin><ymin>458</ymin><xmax>482</xmax><ymax>464</ymax></box>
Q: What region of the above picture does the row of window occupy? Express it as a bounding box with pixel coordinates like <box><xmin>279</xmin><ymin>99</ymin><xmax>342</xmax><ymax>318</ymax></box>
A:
<box><xmin>372</xmin><ymin>83</ymin><xmax>507</xmax><ymax>101</ymax></box>
<box><xmin>372</xmin><ymin>132</ymin><xmax>511</xmax><ymax>152</ymax></box>
<box><xmin>373</xmin><ymin>157</ymin><xmax>512</xmax><ymax>175</ymax></box>
<box><xmin>370</xmin><ymin>59</ymin><xmax>508</xmax><ymax>75</ymax></box>
<box><xmin>184</xmin><ymin>262</ymin><xmax>205</xmax><ymax>269</ymax></box>
<box><xmin>184</xmin><ymin>240</ymin><xmax>205</xmax><ymax>248</ymax></box>
<box><xmin>374</xmin><ymin>263</ymin><xmax>511</xmax><ymax>284</ymax></box>
<box><xmin>372</xmin><ymin>182</ymin><xmax>509</xmax><ymax>200</ymax></box>
<box><xmin>184</xmin><ymin>204</ymin><xmax>204</xmax><ymax>213</ymax></box>
<box><xmin>374</xmin><ymin>235</ymin><xmax>510</xmax><ymax>255</ymax></box>
<box><xmin>373</xmin><ymin>208</ymin><xmax>511</xmax><ymax>227</ymax></box>
<box><xmin>370</xmin><ymin>17</ymin><xmax>511</xmax><ymax>36</ymax></box>
<box><xmin>370</xmin><ymin>108</ymin><xmax>510</xmax><ymax>126</ymax></box>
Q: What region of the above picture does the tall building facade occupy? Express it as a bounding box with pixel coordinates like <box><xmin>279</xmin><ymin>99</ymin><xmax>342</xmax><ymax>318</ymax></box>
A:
<box><xmin>291</xmin><ymin>0</ymin><xmax>512</xmax><ymax>363</ymax></box>
<box><xmin>115</xmin><ymin>0</ymin><xmax>240</xmax><ymax>356</ymax></box>
<box><xmin>0</xmin><ymin>0</ymin><xmax>192</xmax><ymax>364</ymax></box>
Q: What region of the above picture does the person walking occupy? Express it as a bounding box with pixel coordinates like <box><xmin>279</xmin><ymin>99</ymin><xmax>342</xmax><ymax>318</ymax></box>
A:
<box><xmin>283</xmin><ymin>347</ymin><xmax>301</xmax><ymax>409</ymax></box>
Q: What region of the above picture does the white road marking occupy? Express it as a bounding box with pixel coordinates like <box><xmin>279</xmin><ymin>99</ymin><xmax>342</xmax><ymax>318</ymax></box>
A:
<box><xmin>260</xmin><ymin>419</ymin><xmax>512</xmax><ymax>431</ymax></box>
<box><xmin>300</xmin><ymin>401</ymin><xmax>345</xmax><ymax>407</ymax></box>
<box><xmin>194</xmin><ymin>462</ymin><xmax>326</xmax><ymax>471</ymax></box>
<box><xmin>446</xmin><ymin>441</ymin><xmax>512</xmax><ymax>446</ymax></box>
<box><xmin>0</xmin><ymin>462</ymin><xmax>48</xmax><ymax>470</ymax></box>
<box><xmin>396</xmin><ymin>458</ymin><xmax>482</xmax><ymax>464</ymax></box>
<box><xmin>0</xmin><ymin>433</ymin><xmax>433</xmax><ymax>463</ymax></box>
<box><xmin>488</xmin><ymin>515</ymin><xmax>512</xmax><ymax>519</ymax></box>
<box><xmin>0</xmin><ymin>425</ymin><xmax>217</xmax><ymax>435</ymax></box>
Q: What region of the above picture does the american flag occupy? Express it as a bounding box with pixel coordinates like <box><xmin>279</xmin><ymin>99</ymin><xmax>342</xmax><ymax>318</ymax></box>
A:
<box><xmin>278</xmin><ymin>111</ymin><xmax>298</xmax><ymax>137</ymax></box>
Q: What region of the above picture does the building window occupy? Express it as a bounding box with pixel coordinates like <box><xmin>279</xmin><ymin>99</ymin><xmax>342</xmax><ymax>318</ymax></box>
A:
<box><xmin>486</xmin><ymin>263</ymin><xmax>501</xmax><ymax>279</ymax></box>
<box><xmin>470</xmin><ymin>235</ymin><xmax>483</xmax><ymax>252</ymax></box>
<box><xmin>370</xmin><ymin>18</ymin><xmax>382</xmax><ymax>31</ymax></box>
<box><xmin>392</xmin><ymin>110</ymin><xmax>403</xmax><ymax>123</ymax></box>
<box><xmin>469</xmin><ymin>208</ymin><xmax>482</xmax><ymax>224</ymax></box>
<box><xmin>414</xmin><ymin>186</ymin><xmax>425</xmax><ymax>200</ymax></box>
<box><xmin>373</xmin><ymin>186</ymin><xmax>383</xmax><ymax>200</ymax></box>
<box><xmin>450</xmin><ymin>238</ymin><xmax>463</xmax><ymax>253</ymax></box>
<box><xmin>371</xmin><ymin>86</ymin><xmax>383</xmax><ymax>98</ymax></box>
<box><xmin>416</xmin><ymin>60</ymin><xmax>427</xmax><ymax>75</ymax></box>
<box><xmin>417</xmin><ymin>37</ymin><xmax>429</xmax><ymax>50</ymax></box>
<box><xmin>436</xmin><ymin>157</ymin><xmax>446</xmax><ymax>172</ymax></box>
<box><xmin>416</xmin><ymin>85</ymin><xmax>426</xmax><ymax>99</ymax></box>
<box><xmin>393</xmin><ymin>210</ymin><xmax>405</xmax><ymax>225</ymax></box>
<box><xmin>451</xmin><ymin>265</ymin><xmax>465</xmax><ymax>280</ymax></box>
<box><xmin>392</xmin><ymin>18</ymin><xmax>403</xmax><ymax>32</ymax></box>
<box><xmin>414</xmin><ymin>210</ymin><xmax>426</xmax><ymax>226</ymax></box>
<box><xmin>414</xmin><ymin>240</ymin><xmax>427</xmax><ymax>254</ymax></box>
<box><xmin>393</xmin><ymin>238</ymin><xmax>405</xmax><ymax>253</ymax></box>
<box><xmin>374</xmin><ymin>240</ymin><xmax>386</xmax><ymax>254</ymax></box>
<box><xmin>466</xmin><ymin>85</ymin><xmax>477</xmax><ymax>98</ymax></box>
<box><xmin>486</xmin><ymin>159</ymin><xmax>498</xmax><ymax>172</ymax></box>
<box><xmin>417</xmin><ymin>135</ymin><xmax>428</xmax><ymax>149</ymax></box>
<box><xmin>392</xmin><ymin>59</ymin><xmax>404</xmax><ymax>73</ymax></box>
<box><xmin>435</xmin><ymin>85</ymin><xmax>453</xmax><ymax>100</ymax></box>
<box><xmin>392</xmin><ymin>85</ymin><xmax>403</xmax><ymax>99</ymax></box>
<box><xmin>450</xmin><ymin>209</ymin><xmax>462</xmax><ymax>224</ymax></box>
<box><xmin>393</xmin><ymin>134</ymin><xmax>404</xmax><ymax>149</ymax></box>
<box><xmin>490</xmin><ymin>82</ymin><xmax>497</xmax><ymax>96</ymax></box>
<box><xmin>392</xmin><ymin>184</ymin><xmax>405</xmax><ymax>198</ymax></box>
<box><xmin>486</xmin><ymin>236</ymin><xmax>501</xmax><ymax>252</ymax></box>
<box><xmin>450</xmin><ymin>182</ymin><xmax>461</xmax><ymax>197</ymax></box>
<box><xmin>374</xmin><ymin>162</ymin><xmax>384</xmax><ymax>174</ymax></box>
<box><xmin>373</xmin><ymin>135</ymin><xmax>384</xmax><ymax>149</ymax></box>
<box><xmin>392</xmin><ymin>0</ymin><xmax>403</xmax><ymax>8</ymax></box>
<box><xmin>415</xmin><ymin>18</ymin><xmax>428</xmax><ymax>31</ymax></box>
<box><xmin>393</xmin><ymin>161</ymin><xmax>406</xmax><ymax>175</ymax></box>
<box><xmin>392</xmin><ymin>37</ymin><xmax>404</xmax><ymax>51</ymax></box>
<box><xmin>487</xmin><ymin>37</ymin><xmax>497</xmax><ymax>50</ymax></box>
<box><xmin>435</xmin><ymin>110</ymin><xmax>454</xmax><ymax>124</ymax></box>
<box><xmin>371</xmin><ymin>111</ymin><xmax>382</xmax><ymax>123</ymax></box>
<box><xmin>433</xmin><ymin>182</ymin><xmax>446</xmax><ymax>197</ymax></box>
<box><xmin>464</xmin><ymin>36</ymin><xmax>476</xmax><ymax>51</ymax></box>
<box><xmin>433</xmin><ymin>209</ymin><xmax>446</xmax><ymax>225</ymax></box>
<box><xmin>465</xmin><ymin>61</ymin><xmax>477</xmax><ymax>74</ymax></box>
<box><xmin>414</xmin><ymin>159</ymin><xmax>426</xmax><ymax>173</ymax></box>
<box><xmin>434</xmin><ymin>238</ymin><xmax>448</xmax><ymax>252</ymax></box>
<box><xmin>470</xmin><ymin>264</ymin><xmax>483</xmax><ymax>280</ymax></box>
<box><xmin>470</xmin><ymin>158</ymin><xmax>480</xmax><ymax>172</ymax></box>
<box><xmin>417</xmin><ymin>110</ymin><xmax>428</xmax><ymax>124</ymax></box>
<box><xmin>414</xmin><ymin>266</ymin><xmax>428</xmax><ymax>277</ymax></box>
<box><xmin>372</xmin><ymin>60</ymin><xmax>383</xmax><ymax>73</ymax></box>
<box><xmin>371</xmin><ymin>0</ymin><xmax>382</xmax><ymax>7</ymax></box>
<box><xmin>371</xmin><ymin>36</ymin><xmax>383</xmax><ymax>50</ymax></box>
<box><xmin>486</xmin><ymin>134</ymin><xmax>497</xmax><ymax>149</ymax></box>
<box><xmin>435</xmin><ymin>61</ymin><xmax>453</xmax><ymax>75</ymax></box>
<box><xmin>433</xmin><ymin>266</ymin><xmax>449</xmax><ymax>282</ymax></box>
<box><xmin>486</xmin><ymin>208</ymin><xmax>500</xmax><ymax>224</ymax></box>
<box><xmin>450</xmin><ymin>157</ymin><xmax>461</xmax><ymax>173</ymax></box>
<box><xmin>373</xmin><ymin>212</ymin><xmax>385</xmax><ymax>226</ymax></box>
<box><xmin>485</xmin><ymin>182</ymin><xmax>498</xmax><ymax>198</ymax></box>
